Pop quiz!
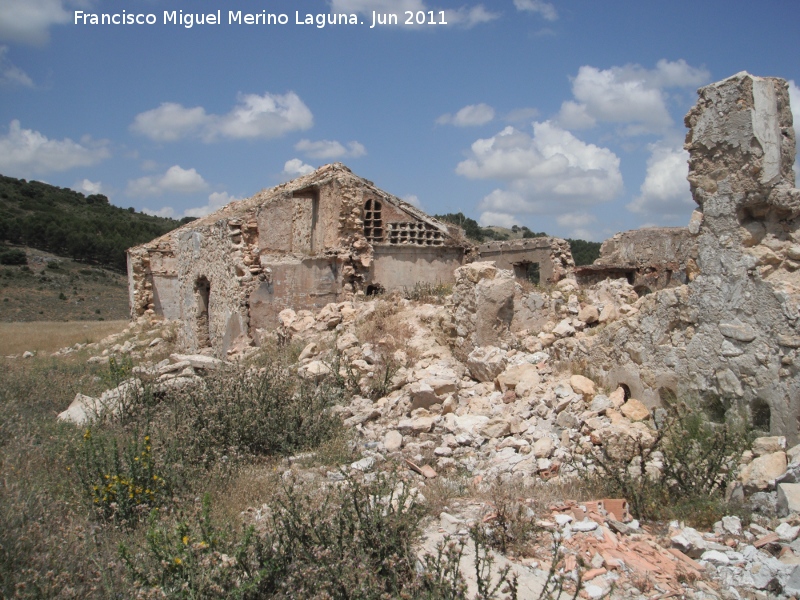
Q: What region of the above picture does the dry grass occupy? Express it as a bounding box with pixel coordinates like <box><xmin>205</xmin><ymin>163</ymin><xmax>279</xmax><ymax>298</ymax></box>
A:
<box><xmin>0</xmin><ymin>319</ymin><xmax>127</xmax><ymax>355</ymax></box>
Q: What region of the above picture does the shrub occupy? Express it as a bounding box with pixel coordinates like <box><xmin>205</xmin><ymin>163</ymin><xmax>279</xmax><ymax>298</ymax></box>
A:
<box><xmin>74</xmin><ymin>428</ymin><xmax>170</xmax><ymax>525</ymax></box>
<box><xmin>587</xmin><ymin>402</ymin><xmax>750</xmax><ymax>524</ymax></box>
<box><xmin>121</xmin><ymin>474</ymin><xmax>520</xmax><ymax>600</ymax></box>
<box><xmin>156</xmin><ymin>363</ymin><xmax>345</xmax><ymax>467</ymax></box>
<box><xmin>0</xmin><ymin>248</ymin><xmax>26</xmax><ymax>265</ymax></box>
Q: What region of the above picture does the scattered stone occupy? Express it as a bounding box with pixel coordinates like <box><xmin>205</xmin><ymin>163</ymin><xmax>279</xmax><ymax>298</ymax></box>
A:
<box><xmin>569</xmin><ymin>375</ymin><xmax>595</xmax><ymax>400</ymax></box>
<box><xmin>619</xmin><ymin>399</ymin><xmax>650</xmax><ymax>421</ymax></box>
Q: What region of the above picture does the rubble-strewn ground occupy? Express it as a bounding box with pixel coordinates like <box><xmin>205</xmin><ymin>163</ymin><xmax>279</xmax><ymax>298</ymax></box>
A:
<box><xmin>6</xmin><ymin>279</ymin><xmax>800</xmax><ymax>599</ymax></box>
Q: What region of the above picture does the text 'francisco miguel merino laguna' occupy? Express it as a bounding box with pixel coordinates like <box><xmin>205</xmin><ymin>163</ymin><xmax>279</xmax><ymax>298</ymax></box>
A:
<box><xmin>74</xmin><ymin>10</ymin><xmax>449</xmax><ymax>28</ymax></box>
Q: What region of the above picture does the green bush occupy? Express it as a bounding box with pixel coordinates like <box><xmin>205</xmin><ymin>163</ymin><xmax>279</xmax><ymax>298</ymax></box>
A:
<box><xmin>0</xmin><ymin>248</ymin><xmax>26</xmax><ymax>265</ymax></box>
<box><xmin>121</xmin><ymin>474</ymin><xmax>519</xmax><ymax>600</ymax></box>
<box><xmin>155</xmin><ymin>363</ymin><xmax>346</xmax><ymax>468</ymax></box>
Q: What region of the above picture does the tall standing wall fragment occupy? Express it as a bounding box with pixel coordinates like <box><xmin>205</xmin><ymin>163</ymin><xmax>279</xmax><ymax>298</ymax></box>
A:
<box><xmin>562</xmin><ymin>73</ymin><xmax>800</xmax><ymax>443</ymax></box>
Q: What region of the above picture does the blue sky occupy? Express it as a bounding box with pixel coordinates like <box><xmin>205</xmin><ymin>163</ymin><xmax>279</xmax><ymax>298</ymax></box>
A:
<box><xmin>0</xmin><ymin>0</ymin><xmax>798</xmax><ymax>241</ymax></box>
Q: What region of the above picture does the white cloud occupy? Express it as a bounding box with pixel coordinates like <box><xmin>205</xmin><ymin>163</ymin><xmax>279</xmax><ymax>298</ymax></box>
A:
<box><xmin>0</xmin><ymin>0</ymin><xmax>70</xmax><ymax>45</ymax></box>
<box><xmin>478</xmin><ymin>211</ymin><xmax>518</xmax><ymax>228</ymax></box>
<box><xmin>445</xmin><ymin>5</ymin><xmax>499</xmax><ymax>27</ymax></box>
<box><xmin>0</xmin><ymin>120</ymin><xmax>110</xmax><ymax>177</ymax></box>
<box><xmin>437</xmin><ymin>103</ymin><xmax>495</xmax><ymax>127</ymax></box>
<box><xmin>329</xmin><ymin>0</ymin><xmax>498</xmax><ymax>28</ymax></box>
<box><xmin>184</xmin><ymin>191</ymin><xmax>240</xmax><ymax>218</ymax></box>
<box><xmin>130</xmin><ymin>103</ymin><xmax>208</xmax><ymax>142</ymax></box>
<box><xmin>0</xmin><ymin>46</ymin><xmax>33</xmax><ymax>87</ymax></box>
<box><xmin>403</xmin><ymin>194</ymin><xmax>421</xmax><ymax>208</ymax></box>
<box><xmin>126</xmin><ymin>165</ymin><xmax>209</xmax><ymax>197</ymax></box>
<box><xmin>295</xmin><ymin>139</ymin><xmax>366</xmax><ymax>159</ymax></box>
<box><xmin>131</xmin><ymin>92</ymin><xmax>313</xmax><ymax>142</ymax></box>
<box><xmin>75</xmin><ymin>178</ymin><xmax>102</xmax><ymax>195</ymax></box>
<box><xmin>457</xmin><ymin>122</ymin><xmax>623</xmax><ymax>220</ymax></box>
<box><xmin>627</xmin><ymin>143</ymin><xmax>692</xmax><ymax>218</ymax></box>
<box><xmin>556</xmin><ymin>213</ymin><xmax>596</xmax><ymax>240</ymax></box>
<box><xmin>513</xmin><ymin>0</ymin><xmax>557</xmax><ymax>21</ymax></box>
<box><xmin>283</xmin><ymin>158</ymin><xmax>315</xmax><ymax>177</ymax></box>
<box><xmin>557</xmin><ymin>60</ymin><xmax>710</xmax><ymax>135</ymax></box>
<box><xmin>142</xmin><ymin>190</ymin><xmax>241</xmax><ymax>220</ymax></box>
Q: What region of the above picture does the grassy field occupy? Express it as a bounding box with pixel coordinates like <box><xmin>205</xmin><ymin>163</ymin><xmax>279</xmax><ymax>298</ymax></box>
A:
<box><xmin>0</xmin><ymin>248</ymin><xmax>130</xmax><ymax>322</ymax></box>
<box><xmin>0</xmin><ymin>319</ymin><xmax>127</xmax><ymax>355</ymax></box>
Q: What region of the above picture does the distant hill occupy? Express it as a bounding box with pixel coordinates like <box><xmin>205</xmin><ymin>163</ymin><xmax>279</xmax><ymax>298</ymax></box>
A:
<box><xmin>0</xmin><ymin>175</ymin><xmax>192</xmax><ymax>271</ymax></box>
<box><xmin>435</xmin><ymin>212</ymin><xmax>601</xmax><ymax>266</ymax></box>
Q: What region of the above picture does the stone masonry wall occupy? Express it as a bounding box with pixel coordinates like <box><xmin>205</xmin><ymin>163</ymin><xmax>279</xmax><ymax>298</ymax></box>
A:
<box><xmin>561</xmin><ymin>73</ymin><xmax>800</xmax><ymax>443</ymax></box>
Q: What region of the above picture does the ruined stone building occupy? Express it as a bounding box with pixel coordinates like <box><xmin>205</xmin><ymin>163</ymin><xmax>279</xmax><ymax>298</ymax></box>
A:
<box><xmin>477</xmin><ymin>237</ymin><xmax>574</xmax><ymax>285</ymax></box>
<box><xmin>575</xmin><ymin>227</ymin><xmax>698</xmax><ymax>295</ymax></box>
<box><xmin>127</xmin><ymin>163</ymin><xmax>466</xmax><ymax>356</ymax></box>
<box><xmin>567</xmin><ymin>73</ymin><xmax>800</xmax><ymax>442</ymax></box>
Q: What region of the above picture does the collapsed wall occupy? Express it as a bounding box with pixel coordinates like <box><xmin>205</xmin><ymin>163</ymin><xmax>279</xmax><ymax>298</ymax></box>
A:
<box><xmin>560</xmin><ymin>73</ymin><xmax>800</xmax><ymax>442</ymax></box>
<box><xmin>477</xmin><ymin>237</ymin><xmax>574</xmax><ymax>285</ymax></box>
<box><xmin>576</xmin><ymin>227</ymin><xmax>698</xmax><ymax>294</ymax></box>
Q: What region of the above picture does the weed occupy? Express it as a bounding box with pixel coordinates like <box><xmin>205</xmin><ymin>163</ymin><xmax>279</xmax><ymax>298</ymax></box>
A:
<box><xmin>404</xmin><ymin>281</ymin><xmax>453</xmax><ymax>304</ymax></box>
<box><xmin>74</xmin><ymin>428</ymin><xmax>170</xmax><ymax>526</ymax></box>
<box><xmin>586</xmin><ymin>401</ymin><xmax>751</xmax><ymax>525</ymax></box>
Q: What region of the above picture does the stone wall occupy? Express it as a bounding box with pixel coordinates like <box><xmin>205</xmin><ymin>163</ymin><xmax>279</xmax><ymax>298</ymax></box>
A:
<box><xmin>561</xmin><ymin>73</ymin><xmax>800</xmax><ymax>442</ymax></box>
<box><xmin>477</xmin><ymin>237</ymin><xmax>574</xmax><ymax>284</ymax></box>
<box><xmin>127</xmin><ymin>163</ymin><xmax>464</xmax><ymax>357</ymax></box>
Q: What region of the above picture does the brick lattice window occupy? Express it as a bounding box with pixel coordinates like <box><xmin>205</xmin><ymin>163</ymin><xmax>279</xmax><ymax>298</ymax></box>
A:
<box><xmin>363</xmin><ymin>199</ymin><xmax>384</xmax><ymax>242</ymax></box>
<box><xmin>387</xmin><ymin>222</ymin><xmax>444</xmax><ymax>246</ymax></box>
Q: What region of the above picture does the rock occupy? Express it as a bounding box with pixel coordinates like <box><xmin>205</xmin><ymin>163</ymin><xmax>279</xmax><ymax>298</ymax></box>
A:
<box><xmin>620</xmin><ymin>399</ymin><xmax>650</xmax><ymax>421</ymax></box>
<box><xmin>598</xmin><ymin>303</ymin><xmax>618</xmax><ymax>324</ymax></box>
<box><xmin>22</xmin><ymin>350</ymin><xmax>34</xmax><ymax>358</ymax></box>
<box><xmin>752</xmin><ymin>435</ymin><xmax>787</xmax><ymax>457</ymax></box>
<box><xmin>700</xmin><ymin>550</ymin><xmax>730</xmax><ymax>566</ymax></box>
<box><xmin>479</xmin><ymin>417</ymin><xmax>511</xmax><ymax>439</ymax></box>
<box><xmin>426</xmin><ymin>377</ymin><xmax>458</xmax><ymax>396</ymax></box>
<box><xmin>169</xmin><ymin>353</ymin><xmax>224</xmax><ymax>370</ymax></box>
<box><xmin>420</xmin><ymin>465</ymin><xmax>437</xmax><ymax>479</ymax></box>
<box><xmin>688</xmin><ymin>209</ymin><xmax>703</xmax><ymax>234</ymax></box>
<box><xmin>336</xmin><ymin>332</ymin><xmax>359</xmax><ymax>351</ymax></box>
<box><xmin>718</xmin><ymin>321</ymin><xmax>757</xmax><ymax>343</ymax></box>
<box><xmin>577</xmin><ymin>305</ymin><xmax>599</xmax><ymax>324</ymax></box>
<box><xmin>740</xmin><ymin>451</ymin><xmax>787</xmax><ymax>490</ymax></box>
<box><xmin>298</xmin><ymin>342</ymin><xmax>318</xmax><ymax>361</ymax></box>
<box><xmin>555</xmin><ymin>411</ymin><xmax>579</xmax><ymax>430</ymax></box>
<box><xmin>495</xmin><ymin>364</ymin><xmax>540</xmax><ymax>393</ymax></box>
<box><xmin>410</xmin><ymin>417</ymin><xmax>435</xmax><ymax>434</ymax></box>
<box><xmin>87</xmin><ymin>355</ymin><xmax>110</xmax><ymax>365</ymax></box>
<box><xmin>384</xmin><ymin>430</ymin><xmax>403</xmax><ymax>452</ymax></box>
<box><xmin>671</xmin><ymin>527</ymin><xmax>707</xmax><ymax>558</ymax></box>
<box><xmin>440</xmin><ymin>512</ymin><xmax>464</xmax><ymax>534</ymax></box>
<box><xmin>533</xmin><ymin>437</ymin><xmax>554</xmax><ymax>458</ymax></box>
<box><xmin>57</xmin><ymin>393</ymin><xmax>101</xmax><ymax>425</ymax></box>
<box><xmin>608</xmin><ymin>387</ymin><xmax>626</xmax><ymax>408</ymax></box>
<box><xmin>571</xmin><ymin>520</ymin><xmax>598</xmax><ymax>532</ymax></box>
<box><xmin>590</xmin><ymin>395</ymin><xmax>612</xmax><ymax>413</ymax></box>
<box><xmin>776</xmin><ymin>522</ymin><xmax>800</xmax><ymax>542</ymax></box>
<box><xmin>569</xmin><ymin>375</ymin><xmax>595</xmax><ymax>400</ymax></box>
<box><xmin>552</xmin><ymin>319</ymin><xmax>575</xmax><ymax>338</ymax></box>
<box><xmin>408</xmin><ymin>382</ymin><xmax>441</xmax><ymax>411</ymax></box>
<box><xmin>721</xmin><ymin>515</ymin><xmax>743</xmax><ymax>536</ymax></box>
<box><xmin>466</xmin><ymin>346</ymin><xmax>507</xmax><ymax>383</ymax></box>
<box><xmin>456</xmin><ymin>261</ymin><xmax>497</xmax><ymax>284</ymax></box>
<box><xmin>300</xmin><ymin>360</ymin><xmax>332</xmax><ymax>381</ymax></box>
<box><xmin>441</xmin><ymin>395</ymin><xmax>457</xmax><ymax>415</ymax></box>
<box><xmin>351</xmin><ymin>457</ymin><xmax>375</xmax><ymax>472</ymax></box>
